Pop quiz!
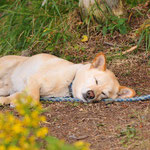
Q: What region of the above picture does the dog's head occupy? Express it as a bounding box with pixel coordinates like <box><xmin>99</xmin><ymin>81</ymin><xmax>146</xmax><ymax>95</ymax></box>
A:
<box><xmin>72</xmin><ymin>52</ymin><xmax>135</xmax><ymax>102</ymax></box>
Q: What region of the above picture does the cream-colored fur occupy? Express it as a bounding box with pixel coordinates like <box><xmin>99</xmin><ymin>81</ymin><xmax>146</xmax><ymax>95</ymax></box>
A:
<box><xmin>0</xmin><ymin>52</ymin><xmax>135</xmax><ymax>105</ymax></box>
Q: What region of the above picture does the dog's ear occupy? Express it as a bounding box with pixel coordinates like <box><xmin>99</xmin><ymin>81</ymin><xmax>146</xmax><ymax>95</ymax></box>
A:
<box><xmin>118</xmin><ymin>86</ymin><xmax>136</xmax><ymax>98</ymax></box>
<box><xmin>91</xmin><ymin>52</ymin><xmax>106</xmax><ymax>71</ymax></box>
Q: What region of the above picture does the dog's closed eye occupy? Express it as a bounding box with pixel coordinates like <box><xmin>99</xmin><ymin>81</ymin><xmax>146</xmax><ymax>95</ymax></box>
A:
<box><xmin>101</xmin><ymin>92</ymin><xmax>108</xmax><ymax>98</ymax></box>
<box><xmin>101</xmin><ymin>92</ymin><xmax>106</xmax><ymax>96</ymax></box>
<box><xmin>95</xmin><ymin>78</ymin><xmax>98</xmax><ymax>85</ymax></box>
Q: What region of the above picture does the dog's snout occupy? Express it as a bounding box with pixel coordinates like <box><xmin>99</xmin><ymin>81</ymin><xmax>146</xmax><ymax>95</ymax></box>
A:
<box><xmin>85</xmin><ymin>90</ymin><xmax>95</xmax><ymax>100</ymax></box>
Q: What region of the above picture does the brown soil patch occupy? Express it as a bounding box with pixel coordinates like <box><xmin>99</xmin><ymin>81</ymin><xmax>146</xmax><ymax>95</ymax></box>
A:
<box><xmin>40</xmin><ymin>52</ymin><xmax>150</xmax><ymax>150</ymax></box>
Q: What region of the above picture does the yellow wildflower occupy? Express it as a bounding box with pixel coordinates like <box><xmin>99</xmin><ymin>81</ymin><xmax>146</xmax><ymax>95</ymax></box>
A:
<box><xmin>0</xmin><ymin>132</ymin><xmax>4</xmax><ymax>138</ymax></box>
<box><xmin>29</xmin><ymin>135</ymin><xmax>36</xmax><ymax>143</ymax></box>
<box><xmin>81</xmin><ymin>35</ymin><xmax>88</xmax><ymax>42</ymax></box>
<box><xmin>21</xmin><ymin>142</ymin><xmax>30</xmax><ymax>149</ymax></box>
<box><xmin>40</xmin><ymin>116</ymin><xmax>46</xmax><ymax>122</ymax></box>
<box><xmin>19</xmin><ymin>136</ymin><xmax>26</xmax><ymax>145</ymax></box>
<box><xmin>8</xmin><ymin>146</ymin><xmax>21</xmax><ymax>150</ymax></box>
<box><xmin>36</xmin><ymin>127</ymin><xmax>48</xmax><ymax>138</ymax></box>
<box><xmin>31</xmin><ymin>110</ymin><xmax>39</xmax><ymax>118</ymax></box>
<box><xmin>0</xmin><ymin>145</ymin><xmax>5</xmax><ymax>150</ymax></box>
<box><xmin>8</xmin><ymin>114</ymin><xmax>15</xmax><ymax>123</ymax></box>
<box><xmin>23</xmin><ymin>115</ymin><xmax>31</xmax><ymax>126</ymax></box>
<box><xmin>74</xmin><ymin>141</ymin><xmax>90</xmax><ymax>150</ymax></box>
<box><xmin>12</xmin><ymin>123</ymin><xmax>23</xmax><ymax>134</ymax></box>
<box><xmin>5</xmin><ymin>136</ymin><xmax>13</xmax><ymax>144</ymax></box>
<box><xmin>43</xmin><ymin>28</ymin><xmax>49</xmax><ymax>32</ymax></box>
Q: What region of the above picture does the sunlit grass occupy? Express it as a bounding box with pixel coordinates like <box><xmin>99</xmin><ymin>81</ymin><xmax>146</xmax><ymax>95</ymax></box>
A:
<box><xmin>0</xmin><ymin>0</ymin><xmax>78</xmax><ymax>55</ymax></box>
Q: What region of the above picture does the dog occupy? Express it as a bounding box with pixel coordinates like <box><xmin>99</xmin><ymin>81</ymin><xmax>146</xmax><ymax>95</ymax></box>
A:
<box><xmin>0</xmin><ymin>52</ymin><xmax>135</xmax><ymax>105</ymax></box>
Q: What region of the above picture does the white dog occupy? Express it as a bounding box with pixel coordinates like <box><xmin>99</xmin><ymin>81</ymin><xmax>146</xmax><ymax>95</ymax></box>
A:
<box><xmin>0</xmin><ymin>52</ymin><xmax>135</xmax><ymax>105</ymax></box>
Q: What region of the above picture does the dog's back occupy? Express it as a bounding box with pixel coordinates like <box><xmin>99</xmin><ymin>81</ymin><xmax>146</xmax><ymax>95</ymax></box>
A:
<box><xmin>0</xmin><ymin>54</ymin><xmax>77</xmax><ymax>97</ymax></box>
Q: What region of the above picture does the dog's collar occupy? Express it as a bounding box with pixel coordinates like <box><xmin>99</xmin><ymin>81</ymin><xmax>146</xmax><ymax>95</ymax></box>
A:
<box><xmin>68</xmin><ymin>82</ymin><xmax>73</xmax><ymax>97</ymax></box>
<box><xmin>68</xmin><ymin>74</ymin><xmax>76</xmax><ymax>97</ymax></box>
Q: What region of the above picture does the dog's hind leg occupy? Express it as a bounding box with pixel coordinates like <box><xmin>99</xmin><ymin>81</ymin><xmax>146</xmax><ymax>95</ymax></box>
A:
<box><xmin>0</xmin><ymin>76</ymin><xmax>40</xmax><ymax>106</ymax></box>
<box><xmin>0</xmin><ymin>81</ymin><xmax>40</xmax><ymax>106</ymax></box>
<box><xmin>0</xmin><ymin>92</ymin><xmax>22</xmax><ymax>105</ymax></box>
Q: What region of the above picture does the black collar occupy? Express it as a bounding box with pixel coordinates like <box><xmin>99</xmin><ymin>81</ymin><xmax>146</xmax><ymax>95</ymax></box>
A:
<box><xmin>68</xmin><ymin>82</ymin><xmax>73</xmax><ymax>97</ymax></box>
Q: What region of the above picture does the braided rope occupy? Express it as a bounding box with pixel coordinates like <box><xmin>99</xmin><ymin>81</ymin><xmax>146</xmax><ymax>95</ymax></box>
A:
<box><xmin>40</xmin><ymin>95</ymin><xmax>150</xmax><ymax>103</ymax></box>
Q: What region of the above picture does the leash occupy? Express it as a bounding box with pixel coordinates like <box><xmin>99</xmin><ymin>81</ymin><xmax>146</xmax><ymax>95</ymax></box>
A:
<box><xmin>40</xmin><ymin>95</ymin><xmax>150</xmax><ymax>103</ymax></box>
<box><xmin>40</xmin><ymin>82</ymin><xmax>150</xmax><ymax>103</ymax></box>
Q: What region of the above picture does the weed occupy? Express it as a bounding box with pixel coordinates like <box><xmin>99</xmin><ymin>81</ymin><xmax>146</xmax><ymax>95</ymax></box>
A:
<box><xmin>126</xmin><ymin>0</ymin><xmax>148</xmax><ymax>7</ymax></box>
<box><xmin>148</xmin><ymin>59</ymin><xmax>150</xmax><ymax>66</ymax></box>
<box><xmin>118</xmin><ymin>125</ymin><xmax>137</xmax><ymax>146</ymax></box>
<box><xmin>102</xmin><ymin>16</ymin><xmax>128</xmax><ymax>35</ymax></box>
<box><xmin>0</xmin><ymin>93</ymin><xmax>90</xmax><ymax>150</ymax></box>
<box><xmin>97</xmin><ymin>123</ymin><xmax>105</xmax><ymax>127</ymax></box>
<box><xmin>137</xmin><ymin>19</ymin><xmax>150</xmax><ymax>51</ymax></box>
<box><xmin>122</xmin><ymin>70</ymin><xmax>131</xmax><ymax>76</ymax></box>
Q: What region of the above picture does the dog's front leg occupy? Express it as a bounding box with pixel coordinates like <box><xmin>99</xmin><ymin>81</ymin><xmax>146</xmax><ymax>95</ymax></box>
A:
<box><xmin>25</xmin><ymin>76</ymin><xmax>40</xmax><ymax>104</ymax></box>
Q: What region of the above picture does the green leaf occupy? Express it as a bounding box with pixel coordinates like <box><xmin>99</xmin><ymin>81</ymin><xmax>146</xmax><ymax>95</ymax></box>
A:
<box><xmin>102</xmin><ymin>26</ymin><xmax>107</xmax><ymax>35</ymax></box>
<box><xmin>119</xmin><ymin>25</ymin><xmax>127</xmax><ymax>34</ymax></box>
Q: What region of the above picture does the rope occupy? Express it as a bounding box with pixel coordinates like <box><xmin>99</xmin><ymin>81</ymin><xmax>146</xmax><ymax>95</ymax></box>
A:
<box><xmin>40</xmin><ymin>95</ymin><xmax>150</xmax><ymax>103</ymax></box>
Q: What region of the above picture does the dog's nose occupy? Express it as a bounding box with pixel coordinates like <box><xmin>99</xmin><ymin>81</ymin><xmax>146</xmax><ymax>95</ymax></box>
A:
<box><xmin>86</xmin><ymin>90</ymin><xmax>95</xmax><ymax>100</ymax></box>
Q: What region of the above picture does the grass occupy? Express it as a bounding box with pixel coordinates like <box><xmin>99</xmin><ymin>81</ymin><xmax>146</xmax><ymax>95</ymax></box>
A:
<box><xmin>119</xmin><ymin>125</ymin><xmax>137</xmax><ymax>146</ymax></box>
<box><xmin>0</xmin><ymin>0</ymin><xmax>149</xmax><ymax>59</ymax></box>
<box><xmin>126</xmin><ymin>0</ymin><xmax>148</xmax><ymax>7</ymax></box>
<box><xmin>0</xmin><ymin>0</ymin><xmax>78</xmax><ymax>55</ymax></box>
<box><xmin>137</xmin><ymin>19</ymin><xmax>150</xmax><ymax>51</ymax></box>
<box><xmin>101</xmin><ymin>16</ymin><xmax>128</xmax><ymax>35</ymax></box>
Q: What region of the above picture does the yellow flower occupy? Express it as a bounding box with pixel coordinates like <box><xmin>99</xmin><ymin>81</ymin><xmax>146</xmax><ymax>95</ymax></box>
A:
<box><xmin>21</xmin><ymin>142</ymin><xmax>30</xmax><ymax>149</ymax></box>
<box><xmin>43</xmin><ymin>28</ymin><xmax>49</xmax><ymax>32</ymax></box>
<box><xmin>23</xmin><ymin>115</ymin><xmax>31</xmax><ymax>125</ymax></box>
<box><xmin>29</xmin><ymin>135</ymin><xmax>35</xmax><ymax>143</ymax></box>
<box><xmin>36</xmin><ymin>127</ymin><xmax>48</xmax><ymax>138</ymax></box>
<box><xmin>8</xmin><ymin>114</ymin><xmax>15</xmax><ymax>123</ymax></box>
<box><xmin>8</xmin><ymin>146</ymin><xmax>21</xmax><ymax>150</ymax></box>
<box><xmin>40</xmin><ymin>116</ymin><xmax>46</xmax><ymax>122</ymax></box>
<box><xmin>5</xmin><ymin>136</ymin><xmax>13</xmax><ymax>144</ymax></box>
<box><xmin>74</xmin><ymin>141</ymin><xmax>90</xmax><ymax>150</ymax></box>
<box><xmin>0</xmin><ymin>132</ymin><xmax>4</xmax><ymax>138</ymax></box>
<box><xmin>12</xmin><ymin>123</ymin><xmax>23</xmax><ymax>134</ymax></box>
<box><xmin>31</xmin><ymin>111</ymin><xmax>39</xmax><ymax>118</ymax></box>
<box><xmin>0</xmin><ymin>145</ymin><xmax>5</xmax><ymax>150</ymax></box>
<box><xmin>17</xmin><ymin>108</ymin><xmax>25</xmax><ymax>115</ymax></box>
<box><xmin>19</xmin><ymin>136</ymin><xmax>26</xmax><ymax>145</ymax></box>
<box><xmin>81</xmin><ymin>35</ymin><xmax>88</xmax><ymax>42</ymax></box>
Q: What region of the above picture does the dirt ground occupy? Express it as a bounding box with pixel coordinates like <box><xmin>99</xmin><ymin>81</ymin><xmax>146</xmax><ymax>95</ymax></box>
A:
<box><xmin>40</xmin><ymin>4</ymin><xmax>150</xmax><ymax>149</ymax></box>
<box><xmin>0</xmin><ymin>2</ymin><xmax>150</xmax><ymax>150</ymax></box>
<box><xmin>0</xmin><ymin>52</ymin><xmax>149</xmax><ymax>149</ymax></box>
<box><xmin>41</xmin><ymin>52</ymin><xmax>150</xmax><ymax>150</ymax></box>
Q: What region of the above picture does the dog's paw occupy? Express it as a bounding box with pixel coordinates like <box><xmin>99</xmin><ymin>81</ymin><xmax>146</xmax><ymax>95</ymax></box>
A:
<box><xmin>0</xmin><ymin>97</ymin><xmax>10</xmax><ymax>105</ymax></box>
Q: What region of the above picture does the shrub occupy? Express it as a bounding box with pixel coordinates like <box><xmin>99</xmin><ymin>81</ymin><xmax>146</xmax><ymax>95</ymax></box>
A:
<box><xmin>0</xmin><ymin>93</ymin><xmax>90</xmax><ymax>150</ymax></box>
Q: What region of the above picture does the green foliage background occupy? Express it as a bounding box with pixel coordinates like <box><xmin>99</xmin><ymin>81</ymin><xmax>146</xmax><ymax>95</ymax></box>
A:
<box><xmin>0</xmin><ymin>0</ymin><xmax>78</xmax><ymax>55</ymax></box>
<box><xmin>0</xmin><ymin>0</ymin><xmax>149</xmax><ymax>56</ymax></box>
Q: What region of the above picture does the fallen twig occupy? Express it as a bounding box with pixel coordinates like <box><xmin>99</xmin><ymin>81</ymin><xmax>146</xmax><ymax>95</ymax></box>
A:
<box><xmin>122</xmin><ymin>45</ymin><xmax>137</xmax><ymax>55</ymax></box>
<box><xmin>112</xmin><ymin>45</ymin><xmax>138</xmax><ymax>56</ymax></box>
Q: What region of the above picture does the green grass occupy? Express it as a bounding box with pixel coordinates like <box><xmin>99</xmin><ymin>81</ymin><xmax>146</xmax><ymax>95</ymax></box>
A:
<box><xmin>137</xmin><ymin>19</ymin><xmax>150</xmax><ymax>51</ymax></box>
<box><xmin>126</xmin><ymin>0</ymin><xmax>148</xmax><ymax>7</ymax></box>
<box><xmin>0</xmin><ymin>0</ymin><xmax>149</xmax><ymax>57</ymax></box>
<box><xmin>0</xmin><ymin>0</ymin><xmax>78</xmax><ymax>55</ymax></box>
<box><xmin>118</xmin><ymin>125</ymin><xmax>137</xmax><ymax>147</ymax></box>
<box><xmin>101</xmin><ymin>16</ymin><xmax>128</xmax><ymax>35</ymax></box>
